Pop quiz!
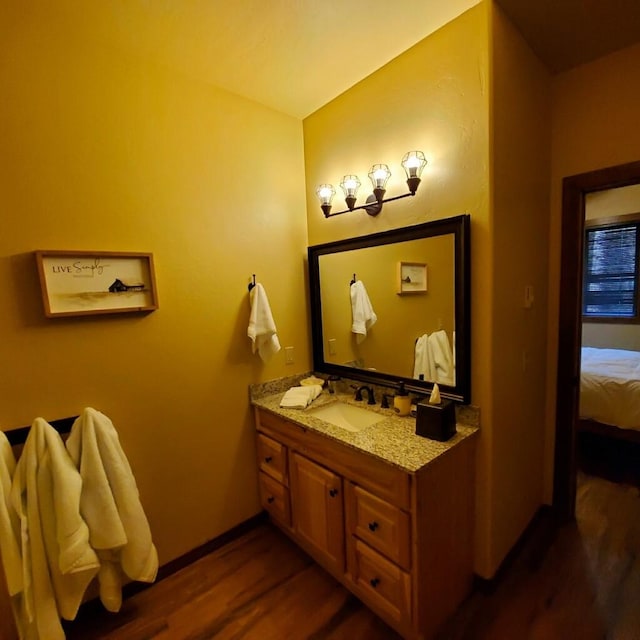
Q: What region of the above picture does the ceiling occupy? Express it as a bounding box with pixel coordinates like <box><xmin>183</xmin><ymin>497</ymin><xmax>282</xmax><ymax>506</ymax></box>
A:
<box><xmin>53</xmin><ymin>0</ymin><xmax>640</xmax><ymax>119</ymax></box>
<box><xmin>55</xmin><ymin>0</ymin><xmax>480</xmax><ymax>119</ymax></box>
<box><xmin>495</xmin><ymin>0</ymin><xmax>640</xmax><ymax>73</ymax></box>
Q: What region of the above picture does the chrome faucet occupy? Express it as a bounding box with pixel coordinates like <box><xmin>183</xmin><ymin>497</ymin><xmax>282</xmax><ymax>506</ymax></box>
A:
<box><xmin>354</xmin><ymin>385</ymin><xmax>376</xmax><ymax>405</ymax></box>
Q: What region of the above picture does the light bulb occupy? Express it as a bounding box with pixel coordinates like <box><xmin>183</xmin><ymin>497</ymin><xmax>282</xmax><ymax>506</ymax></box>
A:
<box><xmin>368</xmin><ymin>164</ymin><xmax>391</xmax><ymax>190</ymax></box>
<box><xmin>316</xmin><ymin>184</ymin><xmax>335</xmax><ymax>205</ymax></box>
<box><xmin>340</xmin><ymin>175</ymin><xmax>361</xmax><ymax>198</ymax></box>
<box><xmin>401</xmin><ymin>151</ymin><xmax>427</xmax><ymax>179</ymax></box>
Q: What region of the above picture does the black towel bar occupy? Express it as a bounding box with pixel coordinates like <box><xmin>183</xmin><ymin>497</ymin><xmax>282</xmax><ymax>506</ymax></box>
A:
<box><xmin>4</xmin><ymin>416</ymin><xmax>78</xmax><ymax>447</ymax></box>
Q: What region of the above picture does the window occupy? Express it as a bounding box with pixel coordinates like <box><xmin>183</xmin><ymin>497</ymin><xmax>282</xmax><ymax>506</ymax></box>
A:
<box><xmin>583</xmin><ymin>216</ymin><xmax>640</xmax><ymax>321</ymax></box>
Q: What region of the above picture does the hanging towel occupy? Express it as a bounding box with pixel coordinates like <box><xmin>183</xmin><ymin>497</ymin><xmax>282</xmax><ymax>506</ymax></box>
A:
<box><xmin>66</xmin><ymin>408</ymin><xmax>158</xmax><ymax>613</ymax></box>
<box><xmin>428</xmin><ymin>330</ymin><xmax>454</xmax><ymax>386</ymax></box>
<box><xmin>350</xmin><ymin>280</ymin><xmax>377</xmax><ymax>343</ymax></box>
<box><xmin>279</xmin><ymin>385</ymin><xmax>323</xmax><ymax>409</ymax></box>
<box><xmin>248</xmin><ymin>283</ymin><xmax>281</xmax><ymax>363</ymax></box>
<box><xmin>413</xmin><ymin>334</ymin><xmax>435</xmax><ymax>381</ymax></box>
<box><xmin>11</xmin><ymin>418</ymin><xmax>99</xmax><ymax>640</ymax></box>
<box><xmin>0</xmin><ymin>431</ymin><xmax>25</xmax><ymax>639</ymax></box>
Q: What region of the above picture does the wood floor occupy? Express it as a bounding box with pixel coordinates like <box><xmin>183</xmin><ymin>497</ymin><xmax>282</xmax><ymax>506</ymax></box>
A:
<box><xmin>65</xmin><ymin>472</ymin><xmax>640</xmax><ymax>640</ymax></box>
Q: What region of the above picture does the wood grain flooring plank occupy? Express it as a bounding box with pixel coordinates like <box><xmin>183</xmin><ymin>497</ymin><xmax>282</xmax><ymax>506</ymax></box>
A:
<box><xmin>64</xmin><ymin>473</ymin><xmax>640</xmax><ymax>640</ymax></box>
<box><xmin>169</xmin><ymin>564</ymin><xmax>363</xmax><ymax>640</ymax></box>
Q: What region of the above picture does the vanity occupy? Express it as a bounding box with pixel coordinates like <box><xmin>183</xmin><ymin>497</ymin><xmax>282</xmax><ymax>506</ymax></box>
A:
<box><xmin>251</xmin><ymin>214</ymin><xmax>476</xmax><ymax>637</ymax></box>
<box><xmin>251</xmin><ymin>385</ymin><xmax>478</xmax><ymax>640</ymax></box>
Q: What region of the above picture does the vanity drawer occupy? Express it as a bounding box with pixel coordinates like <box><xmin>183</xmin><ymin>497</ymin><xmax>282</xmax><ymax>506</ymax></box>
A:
<box><xmin>255</xmin><ymin>408</ymin><xmax>410</xmax><ymax>510</ymax></box>
<box><xmin>258</xmin><ymin>471</ymin><xmax>290</xmax><ymax>526</ymax></box>
<box><xmin>349</xmin><ymin>538</ymin><xmax>411</xmax><ymax>627</ymax></box>
<box><xmin>257</xmin><ymin>433</ymin><xmax>287</xmax><ymax>485</ymax></box>
<box><xmin>346</xmin><ymin>483</ymin><xmax>411</xmax><ymax>570</ymax></box>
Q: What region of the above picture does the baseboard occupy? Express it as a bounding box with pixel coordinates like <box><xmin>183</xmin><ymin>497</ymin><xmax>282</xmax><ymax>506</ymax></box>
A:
<box><xmin>472</xmin><ymin>505</ymin><xmax>557</xmax><ymax>594</ymax></box>
<box><xmin>71</xmin><ymin>510</ymin><xmax>268</xmax><ymax>619</ymax></box>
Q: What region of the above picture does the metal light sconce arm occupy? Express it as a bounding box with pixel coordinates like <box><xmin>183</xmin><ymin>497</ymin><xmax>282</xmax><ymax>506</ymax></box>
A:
<box><xmin>316</xmin><ymin>151</ymin><xmax>427</xmax><ymax>218</ymax></box>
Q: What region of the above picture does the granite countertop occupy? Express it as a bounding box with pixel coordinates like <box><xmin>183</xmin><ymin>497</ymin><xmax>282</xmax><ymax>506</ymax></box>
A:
<box><xmin>250</xmin><ymin>374</ymin><xmax>479</xmax><ymax>474</ymax></box>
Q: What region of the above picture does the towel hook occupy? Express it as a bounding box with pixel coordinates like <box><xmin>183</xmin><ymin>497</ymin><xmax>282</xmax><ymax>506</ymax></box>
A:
<box><xmin>248</xmin><ymin>274</ymin><xmax>256</xmax><ymax>292</ymax></box>
<box><xmin>350</xmin><ymin>273</ymin><xmax>356</xmax><ymax>286</ymax></box>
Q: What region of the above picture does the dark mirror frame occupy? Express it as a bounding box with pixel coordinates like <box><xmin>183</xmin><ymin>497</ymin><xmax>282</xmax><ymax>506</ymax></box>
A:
<box><xmin>308</xmin><ymin>214</ymin><xmax>471</xmax><ymax>403</ymax></box>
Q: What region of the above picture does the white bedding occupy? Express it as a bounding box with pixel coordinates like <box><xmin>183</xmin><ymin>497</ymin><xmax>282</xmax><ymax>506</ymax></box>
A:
<box><xmin>580</xmin><ymin>347</ymin><xmax>640</xmax><ymax>431</ymax></box>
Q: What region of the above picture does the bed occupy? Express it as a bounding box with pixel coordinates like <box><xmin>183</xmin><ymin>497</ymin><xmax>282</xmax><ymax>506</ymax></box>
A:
<box><xmin>580</xmin><ymin>346</ymin><xmax>640</xmax><ymax>444</ymax></box>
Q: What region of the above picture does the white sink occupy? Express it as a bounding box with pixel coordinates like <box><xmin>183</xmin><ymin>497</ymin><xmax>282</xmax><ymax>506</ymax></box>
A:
<box><xmin>309</xmin><ymin>402</ymin><xmax>385</xmax><ymax>433</ymax></box>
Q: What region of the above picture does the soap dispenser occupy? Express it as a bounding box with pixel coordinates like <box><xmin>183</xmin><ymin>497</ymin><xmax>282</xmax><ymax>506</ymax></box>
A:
<box><xmin>393</xmin><ymin>382</ymin><xmax>411</xmax><ymax>416</ymax></box>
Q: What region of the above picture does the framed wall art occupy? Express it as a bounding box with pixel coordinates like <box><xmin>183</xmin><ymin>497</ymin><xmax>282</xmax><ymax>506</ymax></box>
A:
<box><xmin>35</xmin><ymin>250</ymin><xmax>158</xmax><ymax>318</ymax></box>
<box><xmin>397</xmin><ymin>261</ymin><xmax>427</xmax><ymax>294</ymax></box>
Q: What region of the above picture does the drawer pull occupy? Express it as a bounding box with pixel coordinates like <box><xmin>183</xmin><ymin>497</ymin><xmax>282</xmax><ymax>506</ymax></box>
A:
<box><xmin>368</xmin><ymin>521</ymin><xmax>379</xmax><ymax>532</ymax></box>
<box><xmin>264</xmin><ymin>456</ymin><xmax>273</xmax><ymax>463</ymax></box>
<box><xmin>329</xmin><ymin>488</ymin><xmax>339</xmax><ymax>498</ymax></box>
<box><xmin>267</xmin><ymin>496</ymin><xmax>275</xmax><ymax>504</ymax></box>
<box><xmin>370</xmin><ymin>577</ymin><xmax>380</xmax><ymax>588</ymax></box>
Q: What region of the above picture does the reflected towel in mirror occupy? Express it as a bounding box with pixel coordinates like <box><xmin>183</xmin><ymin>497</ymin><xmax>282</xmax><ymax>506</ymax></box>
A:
<box><xmin>428</xmin><ymin>330</ymin><xmax>454</xmax><ymax>386</ymax></box>
<box><xmin>413</xmin><ymin>334</ymin><xmax>435</xmax><ymax>381</ymax></box>
<box><xmin>350</xmin><ymin>280</ymin><xmax>377</xmax><ymax>343</ymax></box>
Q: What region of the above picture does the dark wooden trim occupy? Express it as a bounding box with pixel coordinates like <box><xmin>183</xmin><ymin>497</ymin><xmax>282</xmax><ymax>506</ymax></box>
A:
<box><xmin>579</xmin><ymin>419</ymin><xmax>640</xmax><ymax>446</ymax></box>
<box><xmin>66</xmin><ymin>511</ymin><xmax>268</xmax><ymax>625</ymax></box>
<box><xmin>121</xmin><ymin>511</ymin><xmax>268</xmax><ymax>600</ymax></box>
<box><xmin>555</xmin><ymin>160</ymin><xmax>640</xmax><ymax>520</ymax></box>
<box><xmin>472</xmin><ymin>506</ymin><xmax>556</xmax><ymax>593</ymax></box>
<box><xmin>582</xmin><ymin>317</ymin><xmax>640</xmax><ymax>324</ymax></box>
<box><xmin>585</xmin><ymin>211</ymin><xmax>640</xmax><ymax>228</ymax></box>
<box><xmin>307</xmin><ymin>214</ymin><xmax>471</xmax><ymax>404</ymax></box>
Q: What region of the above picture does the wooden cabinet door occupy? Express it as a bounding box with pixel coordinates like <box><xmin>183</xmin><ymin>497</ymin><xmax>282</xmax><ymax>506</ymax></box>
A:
<box><xmin>290</xmin><ymin>452</ymin><xmax>344</xmax><ymax>576</ymax></box>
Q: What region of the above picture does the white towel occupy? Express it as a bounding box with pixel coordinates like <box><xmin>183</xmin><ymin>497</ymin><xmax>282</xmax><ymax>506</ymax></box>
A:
<box><xmin>11</xmin><ymin>418</ymin><xmax>100</xmax><ymax>640</ymax></box>
<box><xmin>248</xmin><ymin>283</ymin><xmax>281</xmax><ymax>363</ymax></box>
<box><xmin>350</xmin><ymin>280</ymin><xmax>377</xmax><ymax>343</ymax></box>
<box><xmin>66</xmin><ymin>408</ymin><xmax>158</xmax><ymax>613</ymax></box>
<box><xmin>428</xmin><ymin>330</ymin><xmax>454</xmax><ymax>386</ymax></box>
<box><xmin>0</xmin><ymin>431</ymin><xmax>24</xmax><ymax>638</ymax></box>
<box><xmin>279</xmin><ymin>385</ymin><xmax>323</xmax><ymax>409</ymax></box>
<box><xmin>413</xmin><ymin>334</ymin><xmax>435</xmax><ymax>381</ymax></box>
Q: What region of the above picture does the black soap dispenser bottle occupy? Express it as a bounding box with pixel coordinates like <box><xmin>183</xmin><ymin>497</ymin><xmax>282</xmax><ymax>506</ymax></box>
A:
<box><xmin>393</xmin><ymin>382</ymin><xmax>411</xmax><ymax>416</ymax></box>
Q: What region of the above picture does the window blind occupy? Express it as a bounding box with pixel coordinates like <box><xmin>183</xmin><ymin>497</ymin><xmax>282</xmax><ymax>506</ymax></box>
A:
<box><xmin>583</xmin><ymin>223</ymin><xmax>638</xmax><ymax>317</ymax></box>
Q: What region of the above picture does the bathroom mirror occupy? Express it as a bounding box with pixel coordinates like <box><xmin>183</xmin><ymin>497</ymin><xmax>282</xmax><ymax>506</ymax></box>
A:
<box><xmin>308</xmin><ymin>214</ymin><xmax>470</xmax><ymax>403</ymax></box>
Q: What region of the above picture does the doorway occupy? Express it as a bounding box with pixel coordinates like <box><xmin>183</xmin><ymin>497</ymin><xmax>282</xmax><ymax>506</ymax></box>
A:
<box><xmin>554</xmin><ymin>160</ymin><xmax>640</xmax><ymax>519</ymax></box>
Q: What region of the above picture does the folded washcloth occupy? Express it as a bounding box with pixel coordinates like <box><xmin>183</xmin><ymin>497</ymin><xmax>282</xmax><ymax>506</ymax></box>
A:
<box><xmin>279</xmin><ymin>385</ymin><xmax>323</xmax><ymax>409</ymax></box>
<box><xmin>248</xmin><ymin>283</ymin><xmax>281</xmax><ymax>363</ymax></box>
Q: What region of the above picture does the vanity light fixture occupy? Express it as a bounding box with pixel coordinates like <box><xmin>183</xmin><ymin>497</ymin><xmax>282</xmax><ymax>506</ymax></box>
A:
<box><xmin>316</xmin><ymin>151</ymin><xmax>427</xmax><ymax>218</ymax></box>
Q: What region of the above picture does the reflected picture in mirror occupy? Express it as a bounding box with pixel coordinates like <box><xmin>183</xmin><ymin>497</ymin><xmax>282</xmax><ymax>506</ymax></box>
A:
<box><xmin>308</xmin><ymin>215</ymin><xmax>470</xmax><ymax>403</ymax></box>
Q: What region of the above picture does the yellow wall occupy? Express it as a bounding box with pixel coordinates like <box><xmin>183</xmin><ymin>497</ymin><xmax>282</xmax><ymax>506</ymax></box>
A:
<box><xmin>0</xmin><ymin>5</ymin><xmax>310</xmax><ymax>564</ymax></box>
<box><xmin>490</xmin><ymin>3</ymin><xmax>551</xmax><ymax>569</ymax></box>
<box><xmin>304</xmin><ymin>5</ymin><xmax>497</xmax><ymax>575</ymax></box>
<box><xmin>8</xmin><ymin>0</ymin><xmax>634</xmax><ymax>586</ymax></box>
<box><xmin>545</xmin><ymin>42</ymin><xmax>640</xmax><ymax>501</ymax></box>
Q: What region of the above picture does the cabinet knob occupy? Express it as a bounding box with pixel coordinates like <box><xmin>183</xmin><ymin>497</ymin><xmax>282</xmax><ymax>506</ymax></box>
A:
<box><xmin>368</xmin><ymin>521</ymin><xmax>379</xmax><ymax>532</ymax></box>
<box><xmin>370</xmin><ymin>577</ymin><xmax>380</xmax><ymax>588</ymax></box>
<box><xmin>267</xmin><ymin>496</ymin><xmax>275</xmax><ymax>504</ymax></box>
<box><xmin>264</xmin><ymin>456</ymin><xmax>273</xmax><ymax>463</ymax></box>
<box><xmin>329</xmin><ymin>488</ymin><xmax>338</xmax><ymax>498</ymax></box>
